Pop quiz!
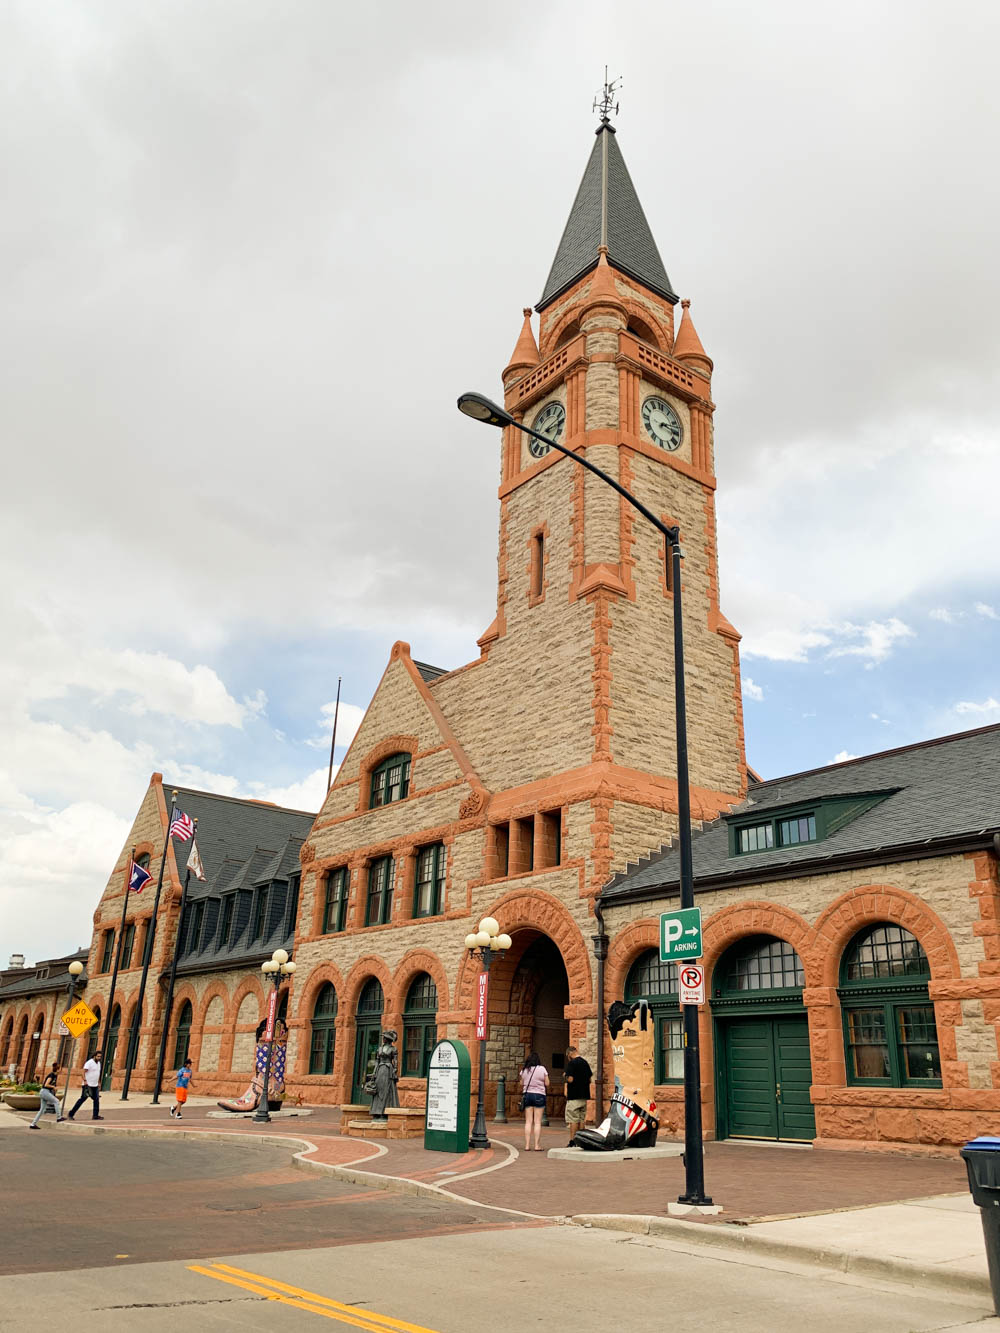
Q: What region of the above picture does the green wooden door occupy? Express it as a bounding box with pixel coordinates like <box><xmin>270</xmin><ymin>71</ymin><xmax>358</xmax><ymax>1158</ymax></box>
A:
<box><xmin>723</xmin><ymin>1015</ymin><xmax>815</xmax><ymax>1142</ymax></box>
<box><xmin>352</xmin><ymin>1023</ymin><xmax>381</xmax><ymax>1105</ymax></box>
<box><xmin>102</xmin><ymin>1008</ymin><xmax>121</xmax><ymax>1090</ymax></box>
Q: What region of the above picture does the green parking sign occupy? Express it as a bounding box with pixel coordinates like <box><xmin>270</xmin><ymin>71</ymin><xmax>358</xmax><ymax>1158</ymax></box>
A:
<box><xmin>660</xmin><ymin>907</ymin><xmax>703</xmax><ymax>961</ymax></box>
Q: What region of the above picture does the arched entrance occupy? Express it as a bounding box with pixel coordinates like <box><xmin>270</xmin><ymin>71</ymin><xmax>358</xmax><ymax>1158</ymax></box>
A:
<box><xmin>24</xmin><ymin>1017</ymin><xmax>43</xmax><ymax>1083</ymax></box>
<box><xmin>485</xmin><ymin>933</ymin><xmax>570</xmax><ymax>1117</ymax></box>
<box><xmin>352</xmin><ymin>978</ymin><xmax>384</xmax><ymax>1104</ymax></box>
<box><xmin>712</xmin><ymin>935</ymin><xmax>815</xmax><ymax>1142</ymax></box>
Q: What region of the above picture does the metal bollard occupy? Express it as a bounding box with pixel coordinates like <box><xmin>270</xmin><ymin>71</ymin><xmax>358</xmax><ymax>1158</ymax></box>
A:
<box><xmin>493</xmin><ymin>1073</ymin><xmax>507</xmax><ymax>1123</ymax></box>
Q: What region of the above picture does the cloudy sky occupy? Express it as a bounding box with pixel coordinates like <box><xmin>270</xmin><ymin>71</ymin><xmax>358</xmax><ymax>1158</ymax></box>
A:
<box><xmin>3</xmin><ymin>0</ymin><xmax>998</xmax><ymax>964</ymax></box>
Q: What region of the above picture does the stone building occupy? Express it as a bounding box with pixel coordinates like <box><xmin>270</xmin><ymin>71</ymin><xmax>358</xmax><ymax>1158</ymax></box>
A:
<box><xmin>5</xmin><ymin>114</ymin><xmax>998</xmax><ymax>1151</ymax></box>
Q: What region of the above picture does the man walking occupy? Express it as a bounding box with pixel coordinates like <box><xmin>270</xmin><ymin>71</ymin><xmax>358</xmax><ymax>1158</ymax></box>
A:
<box><xmin>29</xmin><ymin>1062</ymin><xmax>65</xmax><ymax>1128</ymax></box>
<box><xmin>67</xmin><ymin>1054</ymin><xmax>104</xmax><ymax>1121</ymax></box>
<box><xmin>564</xmin><ymin>1044</ymin><xmax>593</xmax><ymax>1145</ymax></box>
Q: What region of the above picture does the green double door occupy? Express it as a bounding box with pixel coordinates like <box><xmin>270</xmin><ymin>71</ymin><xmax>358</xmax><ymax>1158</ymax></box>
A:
<box><xmin>720</xmin><ymin>1014</ymin><xmax>815</xmax><ymax>1142</ymax></box>
<box><xmin>352</xmin><ymin>1022</ymin><xmax>382</xmax><ymax>1105</ymax></box>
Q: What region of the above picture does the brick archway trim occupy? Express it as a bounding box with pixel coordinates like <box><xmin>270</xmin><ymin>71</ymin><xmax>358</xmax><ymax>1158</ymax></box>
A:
<box><xmin>813</xmin><ymin>885</ymin><xmax>962</xmax><ymax>985</ymax></box>
<box><xmin>341</xmin><ymin>956</ymin><xmax>395</xmax><ymax>1019</ymax></box>
<box><xmin>701</xmin><ymin>901</ymin><xmax>819</xmax><ymax>988</ymax></box>
<box><xmin>392</xmin><ymin>949</ymin><xmax>450</xmax><ymax>1017</ymax></box>
<box><xmin>295</xmin><ymin>961</ymin><xmax>348</xmax><ymax>1022</ymax></box>
<box><xmin>198</xmin><ymin>981</ymin><xmax>232</xmax><ymax>1029</ymax></box>
<box><xmin>455</xmin><ymin>888</ymin><xmax>592</xmax><ymax>1011</ymax></box>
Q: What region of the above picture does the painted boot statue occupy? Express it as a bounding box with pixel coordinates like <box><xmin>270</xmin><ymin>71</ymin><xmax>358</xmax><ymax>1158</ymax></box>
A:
<box><xmin>572</xmin><ymin>1001</ymin><xmax>659</xmax><ymax>1151</ymax></box>
<box><xmin>217</xmin><ymin>1017</ymin><xmax>288</xmax><ymax>1113</ymax></box>
<box><xmin>367</xmin><ymin>1029</ymin><xmax>399</xmax><ymax>1121</ymax></box>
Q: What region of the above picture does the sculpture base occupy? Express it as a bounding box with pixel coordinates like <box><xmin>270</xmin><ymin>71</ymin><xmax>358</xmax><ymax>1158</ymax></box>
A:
<box><xmin>547</xmin><ymin>1144</ymin><xmax>683</xmax><ymax>1162</ymax></box>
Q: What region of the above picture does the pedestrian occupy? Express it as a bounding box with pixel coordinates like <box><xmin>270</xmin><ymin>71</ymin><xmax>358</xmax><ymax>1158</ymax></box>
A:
<box><xmin>170</xmin><ymin>1058</ymin><xmax>193</xmax><ymax>1118</ymax></box>
<box><xmin>67</xmin><ymin>1054</ymin><xmax>103</xmax><ymax>1121</ymax></box>
<box><xmin>29</xmin><ymin>1062</ymin><xmax>65</xmax><ymax>1129</ymax></box>
<box><xmin>518</xmin><ymin>1051</ymin><xmax>549</xmax><ymax>1152</ymax></box>
<box><xmin>563</xmin><ymin>1044</ymin><xmax>592</xmax><ymax>1145</ymax></box>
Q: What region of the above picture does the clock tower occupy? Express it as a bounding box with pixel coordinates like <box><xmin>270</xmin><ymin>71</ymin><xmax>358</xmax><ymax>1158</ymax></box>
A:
<box><xmin>472</xmin><ymin>111</ymin><xmax>748</xmax><ymax>864</ymax></box>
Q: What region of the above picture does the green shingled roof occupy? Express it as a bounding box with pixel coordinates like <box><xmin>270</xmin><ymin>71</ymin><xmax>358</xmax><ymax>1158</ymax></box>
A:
<box><xmin>538</xmin><ymin>125</ymin><xmax>677</xmax><ymax>310</ymax></box>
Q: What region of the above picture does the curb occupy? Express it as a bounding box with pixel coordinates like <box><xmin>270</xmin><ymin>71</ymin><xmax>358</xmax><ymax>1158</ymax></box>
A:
<box><xmin>568</xmin><ymin>1213</ymin><xmax>991</xmax><ymax>1305</ymax></box>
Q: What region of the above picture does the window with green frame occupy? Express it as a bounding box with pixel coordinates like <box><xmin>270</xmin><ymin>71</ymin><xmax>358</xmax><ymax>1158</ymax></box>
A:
<box><xmin>729</xmin><ymin>791</ymin><xmax>895</xmax><ymax>857</ymax></box>
<box><xmin>120</xmin><ymin>922</ymin><xmax>136</xmax><ymax>969</ymax></box>
<box><xmin>135</xmin><ymin>852</ymin><xmax>151</xmax><ymax>870</ymax></box>
<box><xmin>251</xmin><ymin>887</ymin><xmax>269</xmax><ymax>941</ymax></box>
<box><xmin>414</xmin><ymin>843</ymin><xmax>445</xmax><ymax>918</ymax></box>
<box><xmin>365</xmin><ymin>856</ymin><xmax>394</xmax><ymax>926</ymax></box>
<box><xmin>99</xmin><ymin>929</ymin><xmax>115</xmax><ymax>973</ymax></box>
<box><xmin>323</xmin><ymin>868</ymin><xmax>349</xmax><ymax>933</ymax></box>
<box><xmin>188</xmin><ymin>900</ymin><xmax>206</xmax><ymax>953</ymax></box>
<box><xmin>370</xmin><ymin>753</ymin><xmax>411</xmax><ymax>808</ymax></box>
<box><xmin>86</xmin><ymin>1009</ymin><xmax>101</xmax><ymax>1062</ymax></box>
<box><xmin>723</xmin><ymin>936</ymin><xmax>804</xmax><ymax>992</ymax></box>
<box><xmin>839</xmin><ymin>923</ymin><xmax>941</xmax><ymax>1086</ymax></box>
<box><xmin>402</xmin><ymin>973</ymin><xmax>438</xmax><ymax>1077</ymax></box>
<box><xmin>309</xmin><ymin>983</ymin><xmax>338</xmax><ymax>1075</ymax></box>
<box><xmin>172</xmin><ymin>999</ymin><xmax>193</xmax><ymax>1068</ymax></box>
<box><xmin>625</xmin><ymin>950</ymin><xmax>682</xmax><ymax>1083</ymax></box>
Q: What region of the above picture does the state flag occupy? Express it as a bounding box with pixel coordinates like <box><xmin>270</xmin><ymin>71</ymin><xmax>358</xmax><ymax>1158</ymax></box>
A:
<box><xmin>129</xmin><ymin>861</ymin><xmax>153</xmax><ymax>894</ymax></box>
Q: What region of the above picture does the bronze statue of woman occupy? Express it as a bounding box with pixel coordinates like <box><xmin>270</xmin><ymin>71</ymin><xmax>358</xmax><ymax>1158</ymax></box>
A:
<box><xmin>368</xmin><ymin>1029</ymin><xmax>399</xmax><ymax>1121</ymax></box>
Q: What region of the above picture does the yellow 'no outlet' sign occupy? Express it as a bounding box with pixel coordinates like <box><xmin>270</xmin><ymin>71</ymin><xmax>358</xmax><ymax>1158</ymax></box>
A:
<box><xmin>61</xmin><ymin>1000</ymin><xmax>98</xmax><ymax>1039</ymax></box>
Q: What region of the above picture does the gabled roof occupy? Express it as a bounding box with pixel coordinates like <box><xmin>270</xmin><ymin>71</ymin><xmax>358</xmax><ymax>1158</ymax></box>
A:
<box><xmin>0</xmin><ymin>948</ymin><xmax>89</xmax><ymax>1001</ymax></box>
<box><xmin>538</xmin><ymin>125</ymin><xmax>677</xmax><ymax>310</ymax></box>
<box><xmin>602</xmin><ymin>724</ymin><xmax>1000</xmax><ymax>902</ymax></box>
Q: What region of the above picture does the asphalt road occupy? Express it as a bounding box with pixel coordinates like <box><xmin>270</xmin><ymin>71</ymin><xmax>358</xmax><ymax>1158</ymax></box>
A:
<box><xmin>0</xmin><ymin>1132</ymin><xmax>536</xmax><ymax>1275</ymax></box>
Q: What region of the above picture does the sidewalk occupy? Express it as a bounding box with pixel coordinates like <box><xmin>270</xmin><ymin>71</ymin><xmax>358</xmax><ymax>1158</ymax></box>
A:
<box><xmin>4</xmin><ymin>1098</ymin><xmax>988</xmax><ymax>1305</ymax></box>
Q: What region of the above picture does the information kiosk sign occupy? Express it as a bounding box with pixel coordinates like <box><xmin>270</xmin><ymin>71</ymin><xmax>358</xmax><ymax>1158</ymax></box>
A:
<box><xmin>424</xmin><ymin>1038</ymin><xmax>472</xmax><ymax>1153</ymax></box>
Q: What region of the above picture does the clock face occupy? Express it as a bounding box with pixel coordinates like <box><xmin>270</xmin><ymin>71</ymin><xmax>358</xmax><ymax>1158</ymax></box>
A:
<box><xmin>529</xmin><ymin>401</ymin><xmax>566</xmax><ymax>458</ymax></box>
<box><xmin>641</xmin><ymin>396</ymin><xmax>683</xmax><ymax>451</ymax></box>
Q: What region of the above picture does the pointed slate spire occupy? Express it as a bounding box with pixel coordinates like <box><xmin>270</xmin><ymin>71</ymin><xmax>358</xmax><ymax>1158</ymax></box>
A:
<box><xmin>504</xmin><ymin>307</ymin><xmax>540</xmax><ymax>379</ymax></box>
<box><xmin>538</xmin><ymin>124</ymin><xmax>677</xmax><ymax>310</ymax></box>
<box><xmin>672</xmin><ymin>299</ymin><xmax>713</xmax><ymax>373</ymax></box>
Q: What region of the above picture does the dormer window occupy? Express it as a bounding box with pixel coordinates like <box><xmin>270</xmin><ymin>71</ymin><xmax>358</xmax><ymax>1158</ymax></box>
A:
<box><xmin>370</xmin><ymin>753</ymin><xmax>411</xmax><ymax>808</ymax></box>
<box><xmin>728</xmin><ymin>791</ymin><xmax>894</xmax><ymax>858</ymax></box>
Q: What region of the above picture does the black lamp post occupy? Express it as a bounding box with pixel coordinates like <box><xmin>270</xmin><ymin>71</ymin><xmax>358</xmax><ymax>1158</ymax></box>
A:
<box><xmin>457</xmin><ymin>390</ymin><xmax>712</xmax><ymax>1207</ymax></box>
<box><xmin>59</xmin><ymin>960</ymin><xmax>85</xmax><ymax>1116</ymax></box>
<box><xmin>252</xmin><ymin>948</ymin><xmax>295</xmax><ymax>1125</ymax></box>
<box><xmin>464</xmin><ymin>916</ymin><xmax>512</xmax><ymax>1149</ymax></box>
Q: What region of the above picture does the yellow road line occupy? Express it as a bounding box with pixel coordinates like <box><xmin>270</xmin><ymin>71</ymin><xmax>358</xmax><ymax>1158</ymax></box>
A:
<box><xmin>188</xmin><ymin>1262</ymin><xmax>441</xmax><ymax>1333</ymax></box>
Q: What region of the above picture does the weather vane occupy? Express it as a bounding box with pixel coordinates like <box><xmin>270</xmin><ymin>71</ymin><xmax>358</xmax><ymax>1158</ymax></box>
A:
<box><xmin>593</xmin><ymin>67</ymin><xmax>622</xmax><ymax>124</ymax></box>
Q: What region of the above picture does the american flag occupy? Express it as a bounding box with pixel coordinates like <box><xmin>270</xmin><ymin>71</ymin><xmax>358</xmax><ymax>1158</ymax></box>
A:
<box><xmin>169</xmin><ymin>809</ymin><xmax>195</xmax><ymax>842</ymax></box>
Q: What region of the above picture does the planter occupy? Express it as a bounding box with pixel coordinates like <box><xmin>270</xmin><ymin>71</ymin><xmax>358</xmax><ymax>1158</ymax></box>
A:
<box><xmin>4</xmin><ymin>1093</ymin><xmax>41</xmax><ymax>1111</ymax></box>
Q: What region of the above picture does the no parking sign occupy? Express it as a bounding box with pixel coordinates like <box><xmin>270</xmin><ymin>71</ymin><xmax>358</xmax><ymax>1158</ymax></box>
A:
<box><xmin>679</xmin><ymin>963</ymin><xmax>705</xmax><ymax>1006</ymax></box>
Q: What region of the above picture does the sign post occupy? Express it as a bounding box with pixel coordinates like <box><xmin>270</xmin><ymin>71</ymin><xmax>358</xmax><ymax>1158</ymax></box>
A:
<box><xmin>678</xmin><ymin>963</ymin><xmax>705</xmax><ymax>1006</ymax></box>
<box><xmin>59</xmin><ymin>1000</ymin><xmax>98</xmax><ymax>1117</ymax></box>
<box><xmin>424</xmin><ymin>1039</ymin><xmax>472</xmax><ymax>1153</ymax></box>
<box><xmin>475</xmin><ymin>972</ymin><xmax>489</xmax><ymax>1040</ymax></box>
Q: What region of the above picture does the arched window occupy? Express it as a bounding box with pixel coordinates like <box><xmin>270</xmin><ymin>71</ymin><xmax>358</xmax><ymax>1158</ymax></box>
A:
<box><xmin>356</xmin><ymin>978</ymin><xmax>384</xmax><ymax>1018</ymax></box>
<box><xmin>172</xmin><ymin>1000</ymin><xmax>193</xmax><ymax>1068</ymax></box>
<box><xmin>135</xmin><ymin>852</ymin><xmax>151</xmax><ymax>870</ymax></box>
<box><xmin>13</xmin><ymin>1016</ymin><xmax>28</xmax><ymax>1070</ymax></box>
<box><xmin>402</xmin><ymin>974</ymin><xmax>438</xmax><ymax>1078</ymax></box>
<box><xmin>839</xmin><ymin>924</ymin><xmax>940</xmax><ymax>1087</ymax></box>
<box><xmin>370</xmin><ymin>753</ymin><xmax>411</xmax><ymax>809</ymax></box>
<box><xmin>309</xmin><ymin>983</ymin><xmax>338</xmax><ymax>1075</ymax></box>
<box><xmin>0</xmin><ymin>1017</ymin><xmax>13</xmax><ymax>1066</ymax></box>
<box><xmin>716</xmin><ymin>936</ymin><xmax>805</xmax><ymax>994</ymax></box>
<box><xmin>86</xmin><ymin>1007</ymin><xmax>101</xmax><ymax>1063</ymax></box>
<box><xmin>625</xmin><ymin>950</ymin><xmax>681</xmax><ymax>1083</ymax></box>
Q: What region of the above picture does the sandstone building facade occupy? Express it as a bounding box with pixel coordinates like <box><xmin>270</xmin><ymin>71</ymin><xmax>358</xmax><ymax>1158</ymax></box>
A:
<box><xmin>4</xmin><ymin>117</ymin><xmax>998</xmax><ymax>1151</ymax></box>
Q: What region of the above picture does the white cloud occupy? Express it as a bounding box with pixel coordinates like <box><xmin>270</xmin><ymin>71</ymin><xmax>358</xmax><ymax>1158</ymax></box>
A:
<box><xmin>742</xmin><ymin>677</ymin><xmax>764</xmax><ymax>702</ymax></box>
<box><xmin>252</xmin><ymin>767</ymin><xmax>329</xmax><ymax>813</ymax></box>
<box><xmin>826</xmin><ymin>619</ymin><xmax>915</xmax><ymax>665</ymax></box>
<box><xmin>306</xmin><ymin>701</ymin><xmax>366</xmax><ymax>753</ymax></box>
<box><xmin>832</xmin><ymin>750</ymin><xmax>859</xmax><ymax>763</ymax></box>
<box><xmin>955</xmin><ymin>697</ymin><xmax>1000</xmax><ymax>717</ymax></box>
<box><xmin>976</xmin><ymin>603</ymin><xmax>999</xmax><ymax>620</ymax></box>
<box><xmin>930</xmin><ymin>608</ymin><xmax>960</xmax><ymax>623</ymax></box>
<box><xmin>742</xmin><ymin>629</ymin><xmax>832</xmax><ymax>663</ymax></box>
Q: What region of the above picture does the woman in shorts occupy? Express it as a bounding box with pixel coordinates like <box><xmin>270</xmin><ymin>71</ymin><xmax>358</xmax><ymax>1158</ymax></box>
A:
<box><xmin>518</xmin><ymin>1051</ymin><xmax>549</xmax><ymax>1152</ymax></box>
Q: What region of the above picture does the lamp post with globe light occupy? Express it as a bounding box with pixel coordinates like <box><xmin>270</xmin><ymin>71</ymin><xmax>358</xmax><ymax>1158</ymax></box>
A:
<box><xmin>457</xmin><ymin>389</ymin><xmax>712</xmax><ymax>1208</ymax></box>
<box><xmin>465</xmin><ymin>918</ymin><xmax>512</xmax><ymax>1149</ymax></box>
<box><xmin>253</xmin><ymin>948</ymin><xmax>296</xmax><ymax>1125</ymax></box>
<box><xmin>59</xmin><ymin>960</ymin><xmax>85</xmax><ymax>1116</ymax></box>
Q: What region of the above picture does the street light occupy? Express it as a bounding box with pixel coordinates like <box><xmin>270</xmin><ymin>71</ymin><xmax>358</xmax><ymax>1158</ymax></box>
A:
<box><xmin>457</xmin><ymin>390</ymin><xmax>712</xmax><ymax>1207</ymax></box>
<box><xmin>465</xmin><ymin>917</ymin><xmax>512</xmax><ymax>1149</ymax></box>
<box><xmin>252</xmin><ymin>949</ymin><xmax>295</xmax><ymax>1125</ymax></box>
<box><xmin>59</xmin><ymin>961</ymin><xmax>85</xmax><ymax>1116</ymax></box>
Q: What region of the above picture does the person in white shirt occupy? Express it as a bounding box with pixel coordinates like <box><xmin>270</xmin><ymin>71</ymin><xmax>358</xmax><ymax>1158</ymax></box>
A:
<box><xmin>67</xmin><ymin>1056</ymin><xmax>104</xmax><ymax>1121</ymax></box>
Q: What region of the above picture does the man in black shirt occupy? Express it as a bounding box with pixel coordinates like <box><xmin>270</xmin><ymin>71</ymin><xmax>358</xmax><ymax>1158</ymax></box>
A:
<box><xmin>564</xmin><ymin>1045</ymin><xmax>593</xmax><ymax>1145</ymax></box>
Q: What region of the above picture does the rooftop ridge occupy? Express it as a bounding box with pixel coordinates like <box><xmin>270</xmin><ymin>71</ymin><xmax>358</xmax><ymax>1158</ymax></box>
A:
<box><xmin>163</xmin><ymin>782</ymin><xmax>317</xmax><ymax>818</ymax></box>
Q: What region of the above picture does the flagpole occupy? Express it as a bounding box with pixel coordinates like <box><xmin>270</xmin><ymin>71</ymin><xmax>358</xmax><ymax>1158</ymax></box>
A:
<box><xmin>151</xmin><ymin>818</ymin><xmax>197</xmax><ymax>1105</ymax></box>
<box><xmin>121</xmin><ymin>790</ymin><xmax>177</xmax><ymax>1100</ymax></box>
<box><xmin>99</xmin><ymin>847</ymin><xmax>135</xmax><ymax>1077</ymax></box>
<box><xmin>326</xmin><ymin>676</ymin><xmax>342</xmax><ymax>791</ymax></box>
